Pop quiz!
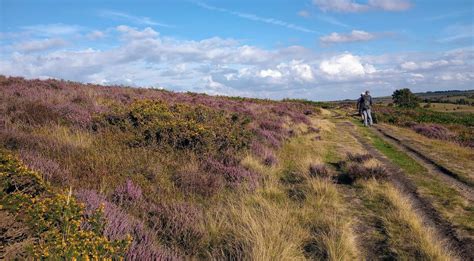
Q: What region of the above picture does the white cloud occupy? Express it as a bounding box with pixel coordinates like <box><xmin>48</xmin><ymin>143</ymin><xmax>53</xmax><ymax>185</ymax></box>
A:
<box><xmin>313</xmin><ymin>0</ymin><xmax>369</xmax><ymax>13</ymax></box>
<box><xmin>87</xmin><ymin>30</ymin><xmax>106</xmax><ymax>40</ymax></box>
<box><xmin>298</xmin><ymin>10</ymin><xmax>310</xmax><ymax>17</ymax></box>
<box><xmin>20</xmin><ymin>24</ymin><xmax>83</xmax><ymax>36</ymax></box>
<box><xmin>259</xmin><ymin>69</ymin><xmax>283</xmax><ymax>79</ymax></box>
<box><xmin>316</xmin><ymin>15</ymin><xmax>349</xmax><ymax>28</ymax></box>
<box><xmin>368</xmin><ymin>0</ymin><xmax>411</xmax><ymax>11</ymax></box>
<box><xmin>437</xmin><ymin>24</ymin><xmax>474</xmax><ymax>43</ymax></box>
<box><xmin>320</xmin><ymin>53</ymin><xmax>376</xmax><ymax>78</ymax></box>
<box><xmin>14</xmin><ymin>38</ymin><xmax>67</xmax><ymax>53</ymax></box>
<box><xmin>400</xmin><ymin>59</ymin><xmax>462</xmax><ymax>71</ymax></box>
<box><xmin>1</xmin><ymin>25</ymin><xmax>473</xmax><ymax>100</ymax></box>
<box><xmin>116</xmin><ymin>25</ymin><xmax>159</xmax><ymax>39</ymax></box>
<box><xmin>196</xmin><ymin>1</ymin><xmax>319</xmax><ymax>34</ymax></box>
<box><xmin>313</xmin><ymin>0</ymin><xmax>412</xmax><ymax>13</ymax></box>
<box><xmin>99</xmin><ymin>10</ymin><xmax>172</xmax><ymax>27</ymax></box>
<box><xmin>320</xmin><ymin>30</ymin><xmax>375</xmax><ymax>44</ymax></box>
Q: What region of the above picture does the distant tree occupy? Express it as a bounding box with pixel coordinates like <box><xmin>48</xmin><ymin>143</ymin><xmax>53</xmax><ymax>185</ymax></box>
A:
<box><xmin>392</xmin><ymin>88</ymin><xmax>419</xmax><ymax>108</ymax></box>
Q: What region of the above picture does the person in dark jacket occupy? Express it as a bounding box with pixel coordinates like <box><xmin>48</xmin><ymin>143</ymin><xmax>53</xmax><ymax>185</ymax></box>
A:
<box><xmin>356</xmin><ymin>92</ymin><xmax>365</xmax><ymax>121</ymax></box>
<box><xmin>361</xmin><ymin>90</ymin><xmax>373</xmax><ymax>126</ymax></box>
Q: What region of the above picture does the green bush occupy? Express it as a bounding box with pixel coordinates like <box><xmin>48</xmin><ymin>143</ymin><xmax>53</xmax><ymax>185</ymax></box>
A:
<box><xmin>0</xmin><ymin>150</ymin><xmax>131</xmax><ymax>259</ymax></box>
<box><xmin>392</xmin><ymin>88</ymin><xmax>419</xmax><ymax>108</ymax></box>
<box><xmin>100</xmin><ymin>100</ymin><xmax>252</xmax><ymax>153</ymax></box>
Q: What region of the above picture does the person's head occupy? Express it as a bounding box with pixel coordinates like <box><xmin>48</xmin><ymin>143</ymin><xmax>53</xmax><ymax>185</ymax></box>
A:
<box><xmin>361</xmin><ymin>92</ymin><xmax>364</xmax><ymax>97</ymax></box>
<box><xmin>365</xmin><ymin>90</ymin><xmax>370</xmax><ymax>95</ymax></box>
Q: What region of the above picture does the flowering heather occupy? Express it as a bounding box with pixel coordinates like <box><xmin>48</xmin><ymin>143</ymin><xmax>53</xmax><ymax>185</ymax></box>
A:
<box><xmin>148</xmin><ymin>202</ymin><xmax>204</xmax><ymax>255</ymax></box>
<box><xmin>172</xmin><ymin>170</ymin><xmax>224</xmax><ymax>197</ymax></box>
<box><xmin>112</xmin><ymin>179</ymin><xmax>143</xmax><ymax>205</ymax></box>
<box><xmin>263</xmin><ymin>152</ymin><xmax>278</xmax><ymax>166</ymax></box>
<box><xmin>309</xmin><ymin>164</ymin><xmax>329</xmax><ymax>178</ymax></box>
<box><xmin>76</xmin><ymin>189</ymin><xmax>179</xmax><ymax>260</ymax></box>
<box><xmin>204</xmin><ymin>158</ymin><xmax>259</xmax><ymax>189</ymax></box>
<box><xmin>411</xmin><ymin>124</ymin><xmax>455</xmax><ymax>141</ymax></box>
<box><xmin>340</xmin><ymin>162</ymin><xmax>388</xmax><ymax>184</ymax></box>
<box><xmin>19</xmin><ymin>149</ymin><xmax>68</xmax><ymax>185</ymax></box>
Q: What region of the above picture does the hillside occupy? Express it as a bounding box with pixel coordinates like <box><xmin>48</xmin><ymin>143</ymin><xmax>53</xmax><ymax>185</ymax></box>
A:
<box><xmin>1</xmin><ymin>76</ymin><xmax>473</xmax><ymax>260</ymax></box>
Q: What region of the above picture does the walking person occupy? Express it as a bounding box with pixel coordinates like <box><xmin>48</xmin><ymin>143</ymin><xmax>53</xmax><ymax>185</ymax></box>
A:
<box><xmin>356</xmin><ymin>92</ymin><xmax>365</xmax><ymax>121</ymax></box>
<box><xmin>361</xmin><ymin>90</ymin><xmax>373</xmax><ymax>126</ymax></box>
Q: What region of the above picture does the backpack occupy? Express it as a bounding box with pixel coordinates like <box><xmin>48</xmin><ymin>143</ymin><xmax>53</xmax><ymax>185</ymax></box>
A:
<box><xmin>362</xmin><ymin>95</ymin><xmax>371</xmax><ymax>110</ymax></box>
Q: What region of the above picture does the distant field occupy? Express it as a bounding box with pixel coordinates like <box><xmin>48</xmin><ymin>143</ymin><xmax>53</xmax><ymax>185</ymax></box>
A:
<box><xmin>421</xmin><ymin>103</ymin><xmax>474</xmax><ymax>113</ymax></box>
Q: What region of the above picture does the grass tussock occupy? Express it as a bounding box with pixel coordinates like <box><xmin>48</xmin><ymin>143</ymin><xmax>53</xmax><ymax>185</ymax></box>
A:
<box><xmin>361</xmin><ymin>180</ymin><xmax>453</xmax><ymax>260</ymax></box>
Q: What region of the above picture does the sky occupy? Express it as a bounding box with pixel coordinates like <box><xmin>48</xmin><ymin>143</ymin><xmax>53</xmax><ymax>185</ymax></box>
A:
<box><xmin>0</xmin><ymin>0</ymin><xmax>473</xmax><ymax>100</ymax></box>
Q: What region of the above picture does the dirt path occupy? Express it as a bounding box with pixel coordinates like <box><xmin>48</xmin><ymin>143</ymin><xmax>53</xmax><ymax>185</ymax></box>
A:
<box><xmin>336</xmin><ymin>121</ymin><xmax>473</xmax><ymax>260</ymax></box>
<box><xmin>372</xmin><ymin>126</ymin><xmax>474</xmax><ymax>202</ymax></box>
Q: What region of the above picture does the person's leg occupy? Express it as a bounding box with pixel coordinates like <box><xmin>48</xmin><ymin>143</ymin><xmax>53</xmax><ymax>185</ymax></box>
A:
<box><xmin>367</xmin><ymin>109</ymin><xmax>373</xmax><ymax>126</ymax></box>
<box><xmin>363</xmin><ymin>110</ymin><xmax>368</xmax><ymax>126</ymax></box>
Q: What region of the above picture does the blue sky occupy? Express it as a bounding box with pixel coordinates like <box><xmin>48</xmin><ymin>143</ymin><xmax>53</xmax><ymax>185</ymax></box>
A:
<box><xmin>1</xmin><ymin>0</ymin><xmax>473</xmax><ymax>100</ymax></box>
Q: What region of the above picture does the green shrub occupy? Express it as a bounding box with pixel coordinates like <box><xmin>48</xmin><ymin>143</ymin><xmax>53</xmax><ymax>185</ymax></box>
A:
<box><xmin>392</xmin><ymin>88</ymin><xmax>419</xmax><ymax>108</ymax></box>
<box><xmin>100</xmin><ymin>100</ymin><xmax>252</xmax><ymax>153</ymax></box>
<box><xmin>0</xmin><ymin>150</ymin><xmax>131</xmax><ymax>259</ymax></box>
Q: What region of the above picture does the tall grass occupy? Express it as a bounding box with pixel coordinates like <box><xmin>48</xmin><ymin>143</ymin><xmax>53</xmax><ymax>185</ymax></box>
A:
<box><xmin>362</xmin><ymin>180</ymin><xmax>453</xmax><ymax>260</ymax></box>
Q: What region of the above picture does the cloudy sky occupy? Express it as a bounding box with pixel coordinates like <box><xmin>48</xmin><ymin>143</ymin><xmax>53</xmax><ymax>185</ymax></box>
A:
<box><xmin>1</xmin><ymin>0</ymin><xmax>473</xmax><ymax>100</ymax></box>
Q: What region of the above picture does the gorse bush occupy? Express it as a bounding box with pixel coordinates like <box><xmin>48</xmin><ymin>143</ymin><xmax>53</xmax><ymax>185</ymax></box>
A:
<box><xmin>0</xmin><ymin>150</ymin><xmax>130</xmax><ymax>259</ymax></box>
<box><xmin>100</xmin><ymin>100</ymin><xmax>252</xmax><ymax>153</ymax></box>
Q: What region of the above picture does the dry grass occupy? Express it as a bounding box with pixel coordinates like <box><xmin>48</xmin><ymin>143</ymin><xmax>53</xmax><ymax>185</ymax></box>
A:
<box><xmin>363</xmin><ymin>180</ymin><xmax>454</xmax><ymax>260</ymax></box>
<box><xmin>239</xmin><ymin>124</ymin><xmax>358</xmax><ymax>260</ymax></box>
<box><xmin>378</xmin><ymin>123</ymin><xmax>474</xmax><ymax>186</ymax></box>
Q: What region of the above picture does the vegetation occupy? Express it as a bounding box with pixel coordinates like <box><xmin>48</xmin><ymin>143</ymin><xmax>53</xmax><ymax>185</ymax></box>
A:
<box><xmin>358</xmin><ymin>127</ymin><xmax>474</xmax><ymax>238</ymax></box>
<box><xmin>375</xmin><ymin>106</ymin><xmax>474</xmax><ymax>147</ymax></box>
<box><xmin>0</xmin><ymin>76</ymin><xmax>470</xmax><ymax>259</ymax></box>
<box><xmin>0</xmin><ymin>150</ymin><xmax>130</xmax><ymax>259</ymax></box>
<box><xmin>392</xmin><ymin>88</ymin><xmax>419</xmax><ymax>108</ymax></box>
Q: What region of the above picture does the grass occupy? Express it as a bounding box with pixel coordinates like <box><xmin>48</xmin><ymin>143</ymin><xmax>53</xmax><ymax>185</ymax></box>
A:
<box><xmin>377</xmin><ymin>123</ymin><xmax>474</xmax><ymax>186</ymax></box>
<box><xmin>357</xmin><ymin>124</ymin><xmax>474</xmax><ymax>238</ymax></box>
<box><xmin>219</xmin><ymin>124</ymin><xmax>359</xmax><ymax>260</ymax></box>
<box><xmin>320</xmin><ymin>120</ymin><xmax>453</xmax><ymax>259</ymax></box>
<box><xmin>359</xmin><ymin>180</ymin><xmax>453</xmax><ymax>260</ymax></box>
<box><xmin>421</xmin><ymin>103</ymin><xmax>474</xmax><ymax>113</ymax></box>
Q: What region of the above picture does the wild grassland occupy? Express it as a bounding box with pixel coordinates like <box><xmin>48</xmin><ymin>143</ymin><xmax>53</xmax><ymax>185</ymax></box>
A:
<box><xmin>421</xmin><ymin>102</ymin><xmax>474</xmax><ymax>113</ymax></box>
<box><xmin>375</xmin><ymin>106</ymin><xmax>474</xmax><ymax>147</ymax></box>
<box><xmin>0</xmin><ymin>76</ymin><xmax>470</xmax><ymax>259</ymax></box>
<box><xmin>358</xmin><ymin>180</ymin><xmax>452</xmax><ymax>260</ymax></box>
<box><xmin>357</xmin><ymin>124</ymin><xmax>474</xmax><ymax>241</ymax></box>
<box><xmin>377</xmin><ymin>123</ymin><xmax>474</xmax><ymax>186</ymax></box>
<box><xmin>231</xmin><ymin>125</ymin><xmax>359</xmax><ymax>260</ymax></box>
<box><xmin>322</xmin><ymin>119</ymin><xmax>455</xmax><ymax>259</ymax></box>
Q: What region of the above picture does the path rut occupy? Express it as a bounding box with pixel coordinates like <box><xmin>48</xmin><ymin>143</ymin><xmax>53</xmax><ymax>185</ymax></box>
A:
<box><xmin>372</xmin><ymin>126</ymin><xmax>474</xmax><ymax>201</ymax></box>
<box><xmin>337</xmin><ymin>121</ymin><xmax>473</xmax><ymax>260</ymax></box>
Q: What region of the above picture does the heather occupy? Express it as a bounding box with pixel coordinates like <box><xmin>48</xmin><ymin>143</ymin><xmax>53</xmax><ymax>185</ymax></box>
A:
<box><xmin>0</xmin><ymin>76</ymin><xmax>319</xmax><ymax>258</ymax></box>
<box><xmin>376</xmin><ymin>106</ymin><xmax>474</xmax><ymax>147</ymax></box>
<box><xmin>1</xmin><ymin>76</ymin><xmax>461</xmax><ymax>260</ymax></box>
<box><xmin>0</xmin><ymin>150</ymin><xmax>130</xmax><ymax>259</ymax></box>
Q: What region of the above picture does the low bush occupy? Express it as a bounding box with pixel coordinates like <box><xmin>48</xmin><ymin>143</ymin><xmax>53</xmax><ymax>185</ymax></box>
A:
<box><xmin>76</xmin><ymin>189</ymin><xmax>178</xmax><ymax>260</ymax></box>
<box><xmin>346</xmin><ymin>152</ymin><xmax>373</xmax><ymax>163</ymax></box>
<box><xmin>309</xmin><ymin>164</ymin><xmax>329</xmax><ymax>178</ymax></box>
<box><xmin>411</xmin><ymin>124</ymin><xmax>455</xmax><ymax>141</ymax></box>
<box><xmin>280</xmin><ymin>169</ymin><xmax>306</xmax><ymax>185</ymax></box>
<box><xmin>172</xmin><ymin>170</ymin><xmax>223</xmax><ymax>197</ymax></box>
<box><xmin>341</xmin><ymin>162</ymin><xmax>387</xmax><ymax>183</ymax></box>
<box><xmin>148</xmin><ymin>202</ymin><xmax>204</xmax><ymax>255</ymax></box>
<box><xmin>0</xmin><ymin>150</ymin><xmax>130</xmax><ymax>259</ymax></box>
<box><xmin>112</xmin><ymin>179</ymin><xmax>143</xmax><ymax>206</ymax></box>
<box><xmin>98</xmin><ymin>100</ymin><xmax>252</xmax><ymax>153</ymax></box>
